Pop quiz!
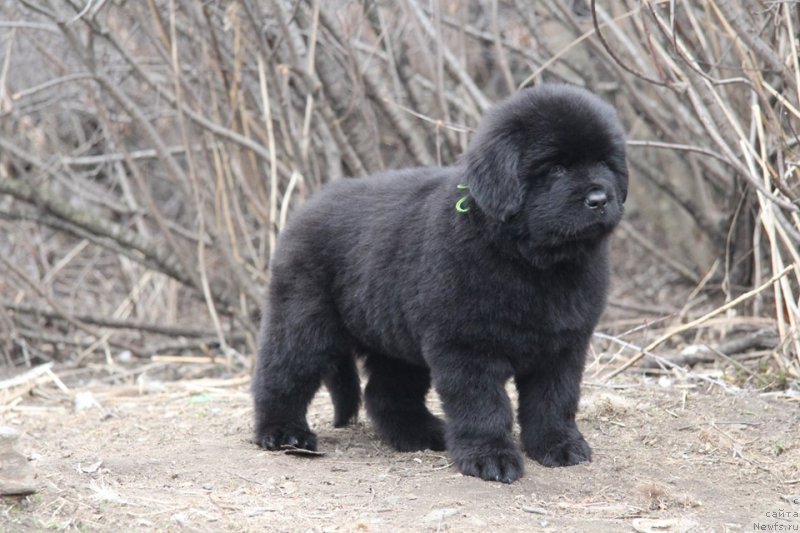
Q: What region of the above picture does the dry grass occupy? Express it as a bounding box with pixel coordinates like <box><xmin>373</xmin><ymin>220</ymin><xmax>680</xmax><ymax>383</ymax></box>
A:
<box><xmin>0</xmin><ymin>1</ymin><xmax>797</xmax><ymax>385</ymax></box>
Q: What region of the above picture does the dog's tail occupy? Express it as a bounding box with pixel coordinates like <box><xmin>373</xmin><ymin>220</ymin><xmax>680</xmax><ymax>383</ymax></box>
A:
<box><xmin>324</xmin><ymin>355</ymin><xmax>361</xmax><ymax>427</ymax></box>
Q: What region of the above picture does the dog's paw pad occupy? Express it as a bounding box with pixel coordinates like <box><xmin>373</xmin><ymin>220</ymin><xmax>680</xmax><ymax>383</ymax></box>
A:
<box><xmin>256</xmin><ymin>427</ymin><xmax>318</xmax><ymax>452</ymax></box>
<box><xmin>455</xmin><ymin>447</ymin><xmax>524</xmax><ymax>483</ymax></box>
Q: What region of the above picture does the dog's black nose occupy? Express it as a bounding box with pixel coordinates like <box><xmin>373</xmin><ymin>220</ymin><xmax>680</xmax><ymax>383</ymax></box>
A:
<box><xmin>585</xmin><ymin>190</ymin><xmax>608</xmax><ymax>209</ymax></box>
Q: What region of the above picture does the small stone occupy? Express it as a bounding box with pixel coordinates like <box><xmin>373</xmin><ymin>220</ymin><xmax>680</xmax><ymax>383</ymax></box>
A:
<box><xmin>424</xmin><ymin>508</ymin><xmax>458</xmax><ymax>522</ymax></box>
<box><xmin>384</xmin><ymin>495</ymin><xmax>401</xmax><ymax>506</ymax></box>
<box><xmin>80</xmin><ymin>460</ymin><xmax>103</xmax><ymax>474</ymax></box>
<box><xmin>658</xmin><ymin>376</ymin><xmax>673</xmax><ymax>388</ymax></box>
<box><xmin>632</xmin><ymin>517</ymin><xmax>698</xmax><ymax>533</ymax></box>
<box><xmin>171</xmin><ymin>512</ymin><xmax>189</xmax><ymax>526</ymax></box>
<box><xmin>74</xmin><ymin>391</ymin><xmax>99</xmax><ymax>412</ymax></box>
<box><xmin>0</xmin><ymin>427</ymin><xmax>20</xmax><ymax>442</ymax></box>
<box><xmin>521</xmin><ymin>505</ymin><xmax>547</xmax><ymax>514</ymax></box>
<box><xmin>0</xmin><ymin>426</ymin><xmax>37</xmax><ymax>496</ymax></box>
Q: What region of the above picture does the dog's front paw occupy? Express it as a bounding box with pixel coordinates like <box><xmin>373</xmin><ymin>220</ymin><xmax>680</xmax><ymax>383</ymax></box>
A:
<box><xmin>524</xmin><ymin>430</ymin><xmax>591</xmax><ymax>467</ymax></box>
<box><xmin>255</xmin><ymin>425</ymin><xmax>318</xmax><ymax>451</ymax></box>
<box><xmin>451</xmin><ymin>440</ymin><xmax>525</xmax><ymax>483</ymax></box>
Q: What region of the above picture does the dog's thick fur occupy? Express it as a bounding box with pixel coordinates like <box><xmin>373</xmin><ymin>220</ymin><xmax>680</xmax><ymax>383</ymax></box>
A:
<box><xmin>252</xmin><ymin>84</ymin><xmax>628</xmax><ymax>483</ymax></box>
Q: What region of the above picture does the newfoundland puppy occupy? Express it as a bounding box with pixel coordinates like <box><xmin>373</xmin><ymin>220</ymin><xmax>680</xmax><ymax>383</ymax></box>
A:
<box><xmin>252</xmin><ymin>84</ymin><xmax>627</xmax><ymax>483</ymax></box>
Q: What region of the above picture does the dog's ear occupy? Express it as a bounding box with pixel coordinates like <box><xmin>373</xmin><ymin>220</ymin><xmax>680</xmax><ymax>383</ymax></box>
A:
<box><xmin>620</xmin><ymin>174</ymin><xmax>629</xmax><ymax>204</ymax></box>
<box><xmin>610</xmin><ymin>150</ymin><xmax>629</xmax><ymax>203</ymax></box>
<box><xmin>464</xmin><ymin>131</ymin><xmax>525</xmax><ymax>222</ymax></box>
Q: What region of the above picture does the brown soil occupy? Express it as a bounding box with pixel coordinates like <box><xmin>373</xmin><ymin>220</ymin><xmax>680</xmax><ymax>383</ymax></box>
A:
<box><xmin>2</xmin><ymin>375</ymin><xmax>799</xmax><ymax>532</ymax></box>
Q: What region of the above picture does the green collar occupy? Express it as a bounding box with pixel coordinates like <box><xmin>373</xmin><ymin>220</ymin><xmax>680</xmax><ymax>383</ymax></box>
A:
<box><xmin>455</xmin><ymin>183</ymin><xmax>471</xmax><ymax>213</ymax></box>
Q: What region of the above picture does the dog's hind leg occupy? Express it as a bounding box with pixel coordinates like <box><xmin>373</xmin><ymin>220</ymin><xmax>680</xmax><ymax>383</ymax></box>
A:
<box><xmin>323</xmin><ymin>354</ymin><xmax>361</xmax><ymax>427</ymax></box>
<box><xmin>364</xmin><ymin>355</ymin><xmax>445</xmax><ymax>451</ymax></box>
<box><xmin>252</xmin><ymin>343</ymin><xmax>322</xmax><ymax>451</ymax></box>
<box><xmin>252</xmin><ymin>307</ymin><xmax>352</xmax><ymax>451</ymax></box>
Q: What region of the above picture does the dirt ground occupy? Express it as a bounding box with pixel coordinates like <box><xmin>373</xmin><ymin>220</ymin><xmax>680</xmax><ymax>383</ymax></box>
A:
<box><xmin>2</xmin><ymin>372</ymin><xmax>799</xmax><ymax>533</ymax></box>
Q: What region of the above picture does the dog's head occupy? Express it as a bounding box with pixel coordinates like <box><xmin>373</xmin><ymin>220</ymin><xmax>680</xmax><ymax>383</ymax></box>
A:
<box><xmin>464</xmin><ymin>84</ymin><xmax>628</xmax><ymax>255</ymax></box>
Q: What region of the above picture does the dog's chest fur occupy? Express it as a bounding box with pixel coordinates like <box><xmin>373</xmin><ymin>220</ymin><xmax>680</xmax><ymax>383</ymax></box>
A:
<box><xmin>419</xmin><ymin>243</ymin><xmax>608</xmax><ymax>373</ymax></box>
<box><xmin>334</xmin><ymin>216</ymin><xmax>608</xmax><ymax>372</ymax></box>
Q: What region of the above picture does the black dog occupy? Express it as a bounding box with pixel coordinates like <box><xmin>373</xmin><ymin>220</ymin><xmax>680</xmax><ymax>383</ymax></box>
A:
<box><xmin>252</xmin><ymin>84</ymin><xmax>627</xmax><ymax>483</ymax></box>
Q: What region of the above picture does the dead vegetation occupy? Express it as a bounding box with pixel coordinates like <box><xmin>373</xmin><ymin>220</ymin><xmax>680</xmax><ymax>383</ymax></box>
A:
<box><xmin>0</xmin><ymin>0</ymin><xmax>797</xmax><ymax>385</ymax></box>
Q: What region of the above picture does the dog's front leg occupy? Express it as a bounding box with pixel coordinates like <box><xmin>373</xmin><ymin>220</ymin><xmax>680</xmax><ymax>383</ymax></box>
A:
<box><xmin>429</xmin><ymin>351</ymin><xmax>524</xmax><ymax>483</ymax></box>
<box><xmin>515</xmin><ymin>352</ymin><xmax>592</xmax><ymax>467</ymax></box>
